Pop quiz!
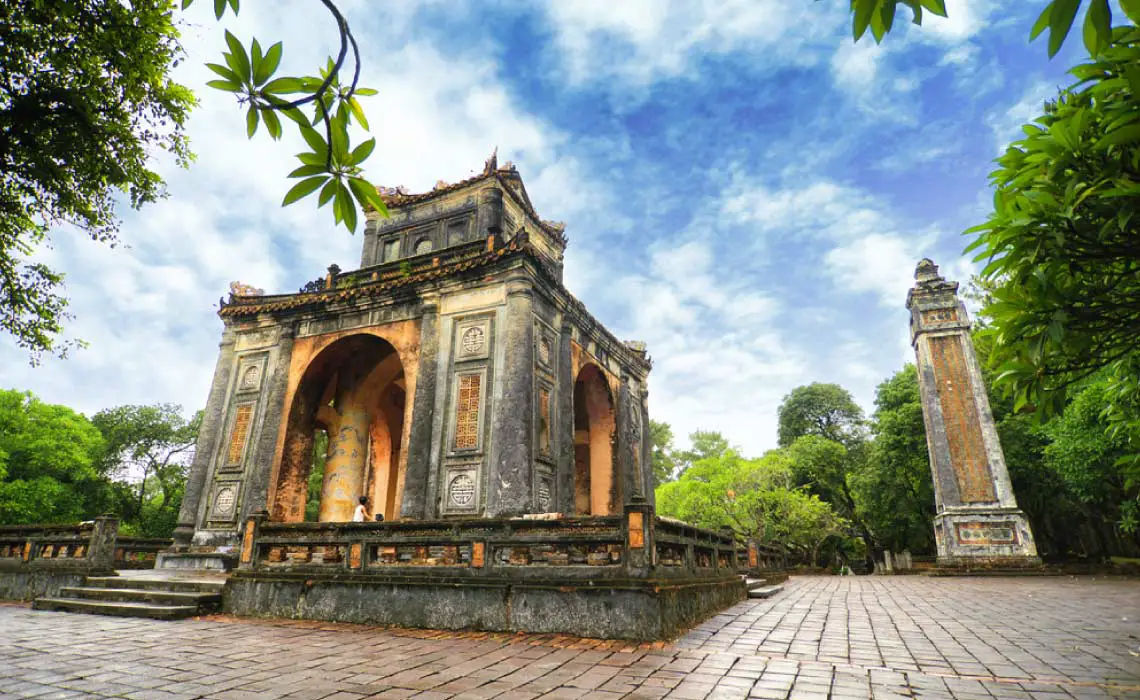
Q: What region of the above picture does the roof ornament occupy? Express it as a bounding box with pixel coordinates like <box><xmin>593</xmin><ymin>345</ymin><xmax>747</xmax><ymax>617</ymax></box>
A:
<box><xmin>434</xmin><ymin>179</ymin><xmax>449</xmax><ymax>190</ymax></box>
<box><xmin>483</xmin><ymin>146</ymin><xmax>498</xmax><ymax>175</ymax></box>
<box><xmin>229</xmin><ymin>281</ymin><xmax>264</xmax><ymax>297</ymax></box>
<box><xmin>914</xmin><ymin>258</ymin><xmax>943</xmax><ymax>284</ymax></box>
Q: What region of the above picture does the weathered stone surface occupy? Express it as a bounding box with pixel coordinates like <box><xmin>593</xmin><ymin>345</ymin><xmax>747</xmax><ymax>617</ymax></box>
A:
<box><xmin>906</xmin><ymin>259</ymin><xmax>1039</xmax><ymax>566</ymax></box>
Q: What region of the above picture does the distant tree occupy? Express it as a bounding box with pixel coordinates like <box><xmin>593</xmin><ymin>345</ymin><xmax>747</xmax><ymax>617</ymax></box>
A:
<box><xmin>674</xmin><ymin>430</ymin><xmax>731</xmax><ymax>476</ymax></box>
<box><xmin>851</xmin><ymin>366</ymin><xmax>936</xmax><ymax>554</ymax></box>
<box><xmin>656</xmin><ymin>448</ymin><xmax>846</xmax><ymax>563</ymax></box>
<box><xmin>648</xmin><ymin>420</ymin><xmax>679</xmax><ymax>486</ymax></box>
<box><xmin>304</xmin><ymin>429</ymin><xmax>329</xmax><ymax>522</ymax></box>
<box><xmin>0</xmin><ymin>389</ymin><xmax>108</xmax><ymax>524</ymax></box>
<box><xmin>92</xmin><ymin>404</ymin><xmax>201</xmax><ymax>537</ymax></box>
<box><xmin>777</xmin><ymin>383</ymin><xmax>865</xmax><ymax>448</ymax></box>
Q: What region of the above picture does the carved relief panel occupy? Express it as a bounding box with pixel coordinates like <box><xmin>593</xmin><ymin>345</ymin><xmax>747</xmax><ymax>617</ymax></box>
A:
<box><xmin>441</xmin><ymin>313</ymin><xmax>495</xmax><ymax>515</ymax></box>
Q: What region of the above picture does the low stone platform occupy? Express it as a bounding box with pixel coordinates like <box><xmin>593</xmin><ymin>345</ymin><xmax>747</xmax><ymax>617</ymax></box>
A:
<box><xmin>225</xmin><ymin>510</ymin><xmax>752</xmax><ymax>640</ymax></box>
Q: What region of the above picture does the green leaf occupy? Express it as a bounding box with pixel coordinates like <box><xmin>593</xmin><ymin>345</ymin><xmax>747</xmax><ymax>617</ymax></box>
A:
<box><xmin>1122</xmin><ymin>0</ymin><xmax>1140</xmax><ymax>24</ymax></box>
<box><xmin>205</xmin><ymin>63</ymin><xmax>239</xmax><ymax>82</ymax></box>
<box><xmin>1083</xmin><ymin>0</ymin><xmax>1112</xmax><ymax>56</ymax></box>
<box><xmin>224</xmin><ymin>30</ymin><xmax>251</xmax><ymax>82</ymax></box>
<box><xmin>347</xmin><ymin>98</ymin><xmax>369</xmax><ymax>130</ymax></box>
<box><xmin>1097</xmin><ymin>124</ymin><xmax>1140</xmax><ymax>149</ymax></box>
<box><xmin>1048</xmin><ymin>0</ymin><xmax>1081</xmax><ymax>58</ymax></box>
<box><xmin>261</xmin><ymin>42</ymin><xmax>283</xmax><ymax>84</ymax></box>
<box><xmin>282</xmin><ymin>176</ymin><xmax>327</xmax><ymax>206</ymax></box>
<box><xmin>342</xmin><ymin>181</ymin><xmax>358</xmax><ymax>232</ymax></box>
<box><xmin>263</xmin><ymin>109</ymin><xmax>282</xmax><ymax>140</ymax></box>
<box><xmin>350</xmin><ymin>138</ymin><xmax>376</xmax><ymax>165</ymax></box>
<box><xmin>182</xmin><ymin>0</ymin><xmax>194</xmax><ymax>9</ymax></box>
<box><xmin>288</xmin><ymin>164</ymin><xmax>326</xmax><ymax>178</ymax></box>
<box><xmin>354</xmin><ymin>87</ymin><xmax>378</xmax><ymax>96</ymax></box>
<box><xmin>879</xmin><ymin>1</ymin><xmax>898</xmax><ymax>37</ymax></box>
<box><xmin>213</xmin><ymin>0</ymin><xmax>225</xmax><ymax>19</ymax></box>
<box><xmin>919</xmin><ymin>0</ymin><xmax>947</xmax><ymax>17</ymax></box>
<box><xmin>1031</xmin><ymin>3</ymin><xmax>1052</xmax><ymax>40</ymax></box>
<box><xmin>853</xmin><ymin>0</ymin><xmax>876</xmax><ymax>41</ymax></box>
<box><xmin>250</xmin><ymin>39</ymin><xmax>265</xmax><ymax>85</ymax></box>
<box><xmin>262</xmin><ymin>77</ymin><xmax>304</xmax><ymax>94</ymax></box>
<box><xmin>298</xmin><ymin>126</ymin><xmax>328</xmax><ymax>158</ymax></box>
<box><xmin>246</xmin><ymin>107</ymin><xmax>259</xmax><ymax>138</ymax></box>
<box><xmin>227</xmin><ymin>0</ymin><xmax>239</xmax><ymax>13</ymax></box>
<box><xmin>348</xmin><ymin>177</ymin><xmax>389</xmax><ymax>216</ymax></box>
<box><xmin>318</xmin><ymin>179</ymin><xmax>338</xmax><ymax>207</ymax></box>
<box><xmin>206</xmin><ymin>79</ymin><xmax>242</xmax><ymax>92</ymax></box>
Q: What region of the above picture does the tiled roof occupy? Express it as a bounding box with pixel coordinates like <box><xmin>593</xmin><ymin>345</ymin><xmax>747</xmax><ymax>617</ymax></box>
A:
<box><xmin>219</xmin><ymin>235</ymin><xmax>531</xmax><ymax>318</ymax></box>
<box><xmin>374</xmin><ymin>158</ymin><xmax>568</xmax><ymax>246</ymax></box>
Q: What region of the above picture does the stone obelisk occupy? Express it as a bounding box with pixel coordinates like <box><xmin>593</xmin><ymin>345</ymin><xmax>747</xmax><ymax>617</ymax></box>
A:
<box><xmin>906</xmin><ymin>259</ymin><xmax>1040</xmax><ymax>567</ymax></box>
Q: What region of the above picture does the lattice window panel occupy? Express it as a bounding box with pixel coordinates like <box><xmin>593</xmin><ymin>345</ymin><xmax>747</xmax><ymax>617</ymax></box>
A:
<box><xmin>454</xmin><ymin>373</ymin><xmax>482</xmax><ymax>450</ymax></box>
<box><xmin>225</xmin><ymin>404</ymin><xmax>254</xmax><ymax>466</ymax></box>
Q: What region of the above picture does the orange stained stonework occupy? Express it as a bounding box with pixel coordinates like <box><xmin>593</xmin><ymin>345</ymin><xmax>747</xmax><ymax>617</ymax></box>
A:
<box><xmin>628</xmin><ymin>511</ymin><xmax>644</xmax><ymax>548</ymax></box>
<box><xmin>240</xmin><ymin>520</ymin><xmax>255</xmax><ymax>564</ymax></box>
<box><xmin>265</xmin><ymin>322</ymin><xmax>421</xmax><ymax>523</ymax></box>
<box><xmin>571</xmin><ymin>344</ymin><xmax>619</xmax><ymax>516</ymax></box>
<box><xmin>928</xmin><ymin>335</ymin><xmax>997</xmax><ymax>504</ymax></box>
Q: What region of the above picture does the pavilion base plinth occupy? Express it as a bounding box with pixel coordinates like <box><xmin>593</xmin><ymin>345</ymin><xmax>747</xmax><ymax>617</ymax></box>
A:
<box><xmin>225</xmin><ymin>570</ymin><xmax>745</xmax><ymax>640</ymax></box>
<box><xmin>931</xmin><ymin>507</ymin><xmax>1043</xmax><ymax>573</ymax></box>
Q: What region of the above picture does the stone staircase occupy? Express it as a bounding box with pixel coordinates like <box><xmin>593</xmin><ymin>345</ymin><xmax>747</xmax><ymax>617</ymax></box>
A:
<box><xmin>744</xmin><ymin>576</ymin><xmax>784</xmax><ymax>599</ymax></box>
<box><xmin>33</xmin><ymin>573</ymin><xmax>225</xmax><ymax>620</ymax></box>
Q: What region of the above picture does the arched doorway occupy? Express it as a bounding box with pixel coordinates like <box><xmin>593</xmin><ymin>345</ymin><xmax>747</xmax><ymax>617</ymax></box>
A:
<box><xmin>573</xmin><ymin>364</ymin><xmax>617</xmax><ymax>515</ymax></box>
<box><xmin>272</xmin><ymin>335</ymin><xmax>406</xmax><ymax>522</ymax></box>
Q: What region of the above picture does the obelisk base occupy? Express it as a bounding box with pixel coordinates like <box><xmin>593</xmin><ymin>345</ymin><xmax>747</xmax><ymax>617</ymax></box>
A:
<box><xmin>933</xmin><ymin>506</ymin><xmax>1042</xmax><ymax>569</ymax></box>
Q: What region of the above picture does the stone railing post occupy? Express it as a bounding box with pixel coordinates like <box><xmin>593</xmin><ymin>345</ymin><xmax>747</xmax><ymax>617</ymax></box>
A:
<box><xmin>239</xmin><ymin>510</ymin><xmax>268</xmax><ymax>570</ymax></box>
<box><xmin>624</xmin><ymin>496</ymin><xmax>653</xmax><ymax>575</ymax></box>
<box><xmin>88</xmin><ymin>515</ymin><xmax>119</xmax><ymax>569</ymax></box>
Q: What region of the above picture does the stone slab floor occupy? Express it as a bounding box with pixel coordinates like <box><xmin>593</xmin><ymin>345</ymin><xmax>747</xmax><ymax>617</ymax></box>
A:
<box><xmin>1</xmin><ymin>576</ymin><xmax>1138</xmax><ymax>700</ymax></box>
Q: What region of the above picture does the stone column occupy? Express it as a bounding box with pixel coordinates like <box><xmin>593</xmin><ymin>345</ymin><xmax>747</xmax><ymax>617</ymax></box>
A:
<box><xmin>173</xmin><ymin>332</ymin><xmax>236</xmax><ymax>548</ymax></box>
<box><xmin>640</xmin><ymin>386</ymin><xmax>655</xmax><ymax>507</ymax></box>
<box><xmin>555</xmin><ymin>322</ymin><xmax>575</xmax><ymax>514</ymax></box>
<box><xmin>906</xmin><ymin>259</ymin><xmax>1039</xmax><ymax>567</ymax></box>
<box><xmin>487</xmin><ymin>275</ymin><xmax>534</xmax><ymax>516</ymax></box>
<box><xmin>400</xmin><ymin>301</ymin><xmax>439</xmax><ymax>519</ymax></box>
<box><xmin>242</xmin><ymin>326</ymin><xmax>295</xmax><ymax>521</ymax></box>
<box><xmin>88</xmin><ymin>515</ymin><xmax>118</xmax><ymax>570</ymax></box>
<box><xmin>320</xmin><ymin>407</ymin><xmax>370</xmax><ymax>522</ymax></box>
<box><xmin>615</xmin><ymin>376</ymin><xmax>642</xmax><ymax>505</ymax></box>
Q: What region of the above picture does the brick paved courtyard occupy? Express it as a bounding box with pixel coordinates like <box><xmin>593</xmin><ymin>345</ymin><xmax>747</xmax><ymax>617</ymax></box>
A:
<box><xmin>2</xmin><ymin>576</ymin><xmax>1138</xmax><ymax>700</ymax></box>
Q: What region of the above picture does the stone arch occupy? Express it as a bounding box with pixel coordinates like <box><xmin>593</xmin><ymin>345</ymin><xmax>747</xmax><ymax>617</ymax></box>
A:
<box><xmin>573</xmin><ymin>363</ymin><xmax>618</xmax><ymax>515</ymax></box>
<box><xmin>271</xmin><ymin>334</ymin><xmax>406</xmax><ymax>523</ymax></box>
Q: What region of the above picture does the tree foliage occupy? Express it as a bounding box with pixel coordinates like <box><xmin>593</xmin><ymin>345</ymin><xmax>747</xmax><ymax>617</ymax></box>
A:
<box><xmin>656</xmin><ymin>447</ymin><xmax>846</xmax><ymax>562</ymax></box>
<box><xmin>964</xmin><ymin>27</ymin><xmax>1140</xmax><ymax>476</ymax></box>
<box><xmin>0</xmin><ymin>0</ymin><xmax>195</xmax><ymax>362</ymax></box>
<box><xmin>776</xmin><ymin>383</ymin><xmax>865</xmax><ymax>448</ymax></box>
<box><xmin>1</xmin><ymin>0</ymin><xmax>387</xmax><ymax>363</ymax></box>
<box><xmin>91</xmin><ymin>403</ymin><xmax>201</xmax><ymax>536</ymax></box>
<box><xmin>0</xmin><ymin>389</ymin><xmax>109</xmax><ymax>524</ymax></box>
<box><xmin>648</xmin><ymin>420</ymin><xmax>678</xmax><ymax>486</ymax></box>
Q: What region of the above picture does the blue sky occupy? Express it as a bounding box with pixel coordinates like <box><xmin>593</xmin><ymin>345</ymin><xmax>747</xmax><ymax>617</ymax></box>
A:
<box><xmin>0</xmin><ymin>1</ymin><xmax>1093</xmax><ymax>454</ymax></box>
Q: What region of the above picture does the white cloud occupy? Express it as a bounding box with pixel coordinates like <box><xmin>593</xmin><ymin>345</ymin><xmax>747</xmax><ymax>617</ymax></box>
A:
<box><xmin>986</xmin><ymin>78</ymin><xmax>1059</xmax><ymax>154</ymax></box>
<box><xmin>824</xmin><ymin>230</ymin><xmax>938</xmax><ymax>307</ymax></box>
<box><xmin>541</xmin><ymin>0</ymin><xmax>847</xmax><ymax>86</ymax></box>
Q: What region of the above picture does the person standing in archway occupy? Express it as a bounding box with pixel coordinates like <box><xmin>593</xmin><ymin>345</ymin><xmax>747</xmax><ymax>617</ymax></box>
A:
<box><xmin>352</xmin><ymin>496</ymin><xmax>371</xmax><ymax>523</ymax></box>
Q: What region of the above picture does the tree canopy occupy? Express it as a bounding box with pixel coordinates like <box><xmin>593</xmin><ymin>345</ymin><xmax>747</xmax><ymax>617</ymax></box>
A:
<box><xmin>776</xmin><ymin>383</ymin><xmax>865</xmax><ymax>448</ymax></box>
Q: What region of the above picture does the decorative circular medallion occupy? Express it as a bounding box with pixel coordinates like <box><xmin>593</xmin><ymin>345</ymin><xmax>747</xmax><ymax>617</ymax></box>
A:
<box><xmin>215</xmin><ymin>487</ymin><xmax>236</xmax><ymax>516</ymax></box>
<box><xmin>537</xmin><ymin>482</ymin><xmax>551</xmax><ymax>510</ymax></box>
<box><xmin>449</xmin><ymin>474</ymin><xmax>475</xmax><ymax>507</ymax></box>
<box><xmin>239</xmin><ymin>365</ymin><xmax>260</xmax><ymax>391</ymax></box>
<box><xmin>461</xmin><ymin>326</ymin><xmax>485</xmax><ymax>355</ymax></box>
<box><xmin>538</xmin><ymin>337</ymin><xmax>552</xmax><ymax>366</ymax></box>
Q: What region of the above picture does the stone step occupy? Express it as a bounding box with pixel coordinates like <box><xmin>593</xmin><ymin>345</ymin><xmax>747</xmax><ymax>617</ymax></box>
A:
<box><xmin>743</xmin><ymin>577</ymin><xmax>767</xmax><ymax>590</ymax></box>
<box><xmin>83</xmin><ymin>576</ymin><xmax>225</xmax><ymax>593</ymax></box>
<box><xmin>747</xmin><ymin>584</ymin><xmax>783</xmax><ymax>599</ymax></box>
<box><xmin>32</xmin><ymin>597</ymin><xmax>200</xmax><ymax>620</ymax></box>
<box><xmin>58</xmin><ymin>586</ymin><xmax>222</xmax><ymax>607</ymax></box>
